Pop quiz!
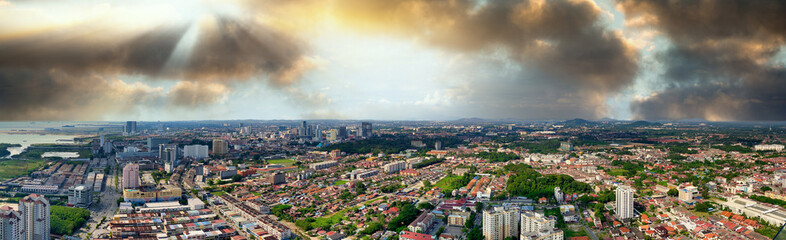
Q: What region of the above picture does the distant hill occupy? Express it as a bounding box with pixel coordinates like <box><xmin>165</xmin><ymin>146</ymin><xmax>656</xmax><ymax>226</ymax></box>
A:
<box><xmin>627</xmin><ymin>120</ymin><xmax>662</xmax><ymax>127</ymax></box>
<box><xmin>561</xmin><ymin>118</ymin><xmax>596</xmax><ymax>126</ymax></box>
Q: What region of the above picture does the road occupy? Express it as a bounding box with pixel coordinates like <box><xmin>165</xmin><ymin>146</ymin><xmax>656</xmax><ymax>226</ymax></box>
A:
<box><xmin>74</xmin><ymin>159</ymin><xmax>121</xmax><ymax>239</ymax></box>
<box><xmin>576</xmin><ymin>205</ymin><xmax>599</xmax><ymax>240</ymax></box>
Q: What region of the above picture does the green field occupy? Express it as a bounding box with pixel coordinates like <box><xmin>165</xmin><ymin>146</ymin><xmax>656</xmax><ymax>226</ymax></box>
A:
<box><xmin>267</xmin><ymin>159</ymin><xmax>295</xmax><ymax>166</ymax></box>
<box><xmin>0</xmin><ymin>159</ymin><xmax>46</xmax><ymax>180</ymax></box>
<box><xmin>434</xmin><ymin>175</ymin><xmax>463</xmax><ymax>189</ymax></box>
<box><xmin>333</xmin><ymin>180</ymin><xmax>349</xmax><ymax>186</ymax></box>
<box><xmin>296</xmin><ymin>206</ymin><xmax>358</xmax><ymax>230</ymax></box>
<box><xmin>605</xmin><ymin>169</ymin><xmax>627</xmax><ymax>176</ymax></box>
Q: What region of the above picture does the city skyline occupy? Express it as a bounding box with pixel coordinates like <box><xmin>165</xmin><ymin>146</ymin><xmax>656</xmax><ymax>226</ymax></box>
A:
<box><xmin>1</xmin><ymin>0</ymin><xmax>785</xmax><ymax>122</ymax></box>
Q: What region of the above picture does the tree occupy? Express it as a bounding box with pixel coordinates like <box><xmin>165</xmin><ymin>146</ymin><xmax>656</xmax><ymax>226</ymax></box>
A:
<box><xmin>355</xmin><ymin>182</ymin><xmax>367</xmax><ymax>194</ymax></box>
<box><xmin>694</xmin><ymin>202</ymin><xmax>714</xmax><ymax>212</ymax></box>
<box><xmin>418</xmin><ymin>202</ymin><xmax>434</xmax><ymax>210</ymax></box>
<box><xmin>387</xmin><ymin>203</ymin><xmax>421</xmax><ymax>231</ymax></box>
<box><xmin>762</xmin><ymin>186</ymin><xmax>773</xmax><ymax>192</ymax></box>
<box><xmin>667</xmin><ymin>188</ymin><xmax>678</xmax><ymax>197</ymax></box>
<box><xmin>467</xmin><ymin>227</ymin><xmax>483</xmax><ymax>240</ymax></box>
<box><xmin>422</xmin><ymin>180</ymin><xmax>432</xmax><ymax>189</ymax></box>
<box><xmin>231</xmin><ymin>174</ymin><xmax>243</xmax><ymax>182</ymax></box>
<box><xmin>50</xmin><ymin>206</ymin><xmax>90</xmax><ymax>235</ymax></box>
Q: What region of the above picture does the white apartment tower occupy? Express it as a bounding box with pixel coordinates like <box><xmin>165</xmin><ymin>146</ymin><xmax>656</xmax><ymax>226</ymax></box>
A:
<box><xmin>616</xmin><ymin>185</ymin><xmax>635</xmax><ymax>219</ymax></box>
<box><xmin>183</xmin><ymin>145</ymin><xmax>209</xmax><ymax>159</ymax></box>
<box><xmin>520</xmin><ymin>211</ymin><xmax>563</xmax><ymax>240</ymax></box>
<box><xmin>483</xmin><ymin>206</ymin><xmax>520</xmax><ymax>240</ymax></box>
<box><xmin>554</xmin><ymin>187</ymin><xmax>564</xmax><ymax>203</ymax></box>
<box><xmin>20</xmin><ymin>194</ymin><xmax>49</xmax><ymax>240</ymax></box>
<box><xmin>520</xmin><ymin>211</ymin><xmax>556</xmax><ymax>233</ymax></box>
<box><xmin>0</xmin><ymin>206</ymin><xmax>22</xmax><ymax>240</ymax></box>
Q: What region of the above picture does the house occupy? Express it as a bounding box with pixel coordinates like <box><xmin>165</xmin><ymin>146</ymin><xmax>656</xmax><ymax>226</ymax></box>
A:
<box><xmin>400</xmin><ymin>231</ymin><xmax>435</xmax><ymax>240</ymax></box>
<box><xmin>327</xmin><ymin>232</ymin><xmax>346</xmax><ymax>240</ymax></box>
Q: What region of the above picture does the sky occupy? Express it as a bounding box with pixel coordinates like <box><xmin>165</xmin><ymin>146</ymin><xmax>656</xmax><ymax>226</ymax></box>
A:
<box><xmin>0</xmin><ymin>0</ymin><xmax>785</xmax><ymax>121</ymax></box>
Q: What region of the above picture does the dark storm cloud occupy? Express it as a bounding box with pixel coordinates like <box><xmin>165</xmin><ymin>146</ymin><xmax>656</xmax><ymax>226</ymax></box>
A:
<box><xmin>0</xmin><ymin>24</ymin><xmax>190</xmax><ymax>76</ymax></box>
<box><xmin>0</xmin><ymin>69</ymin><xmax>163</xmax><ymax>120</ymax></box>
<box><xmin>332</xmin><ymin>0</ymin><xmax>638</xmax><ymax>118</ymax></box>
<box><xmin>619</xmin><ymin>0</ymin><xmax>786</xmax><ymax>121</ymax></box>
<box><xmin>0</xmin><ymin>18</ymin><xmax>308</xmax><ymax>82</ymax></box>
<box><xmin>0</xmin><ymin>7</ymin><xmax>311</xmax><ymax>120</ymax></box>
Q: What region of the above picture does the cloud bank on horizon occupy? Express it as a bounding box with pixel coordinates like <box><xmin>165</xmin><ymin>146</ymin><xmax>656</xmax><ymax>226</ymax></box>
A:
<box><xmin>0</xmin><ymin>0</ymin><xmax>784</xmax><ymax>121</ymax></box>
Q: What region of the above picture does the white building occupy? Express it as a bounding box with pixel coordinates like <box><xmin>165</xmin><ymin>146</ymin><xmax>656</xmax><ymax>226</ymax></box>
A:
<box><xmin>616</xmin><ymin>185</ymin><xmax>635</xmax><ymax>219</ymax></box>
<box><xmin>183</xmin><ymin>145</ymin><xmax>209</xmax><ymax>159</ymax></box>
<box><xmin>0</xmin><ymin>205</ymin><xmax>22</xmax><ymax>240</ymax></box>
<box><xmin>483</xmin><ymin>206</ymin><xmax>519</xmax><ymax>240</ymax></box>
<box><xmin>554</xmin><ymin>187</ymin><xmax>564</xmax><ymax>203</ymax></box>
<box><xmin>679</xmin><ymin>186</ymin><xmax>699</xmax><ymax>203</ymax></box>
<box><xmin>348</xmin><ymin>169</ymin><xmax>379</xmax><ymax>180</ymax></box>
<box><xmin>720</xmin><ymin>196</ymin><xmax>786</xmax><ymax>226</ymax></box>
<box><xmin>310</xmin><ymin>161</ymin><xmax>338</xmax><ymax>170</ymax></box>
<box><xmin>520</xmin><ymin>229</ymin><xmax>563</xmax><ymax>240</ymax></box>
<box><xmin>754</xmin><ymin>144</ymin><xmax>784</xmax><ymax>152</ymax></box>
<box><xmin>383</xmin><ymin>161</ymin><xmax>407</xmax><ymax>174</ymax></box>
<box><xmin>520</xmin><ymin>211</ymin><xmax>556</xmax><ymax>233</ymax></box>
<box><xmin>67</xmin><ymin>185</ymin><xmax>92</xmax><ymax>208</ymax></box>
<box><xmin>20</xmin><ymin>194</ymin><xmax>49</xmax><ymax>240</ymax></box>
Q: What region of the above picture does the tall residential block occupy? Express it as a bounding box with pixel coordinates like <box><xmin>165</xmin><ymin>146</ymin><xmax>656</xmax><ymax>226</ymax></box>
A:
<box><xmin>520</xmin><ymin>211</ymin><xmax>562</xmax><ymax>240</ymax></box>
<box><xmin>212</xmin><ymin>139</ymin><xmax>228</xmax><ymax>156</ymax></box>
<box><xmin>616</xmin><ymin>185</ymin><xmax>635</xmax><ymax>219</ymax></box>
<box><xmin>123</xmin><ymin>164</ymin><xmax>140</xmax><ymax>189</ymax></box>
<box><xmin>483</xmin><ymin>206</ymin><xmax>519</xmax><ymax>240</ymax></box>
<box><xmin>184</xmin><ymin>145</ymin><xmax>209</xmax><ymax>159</ymax></box>
<box><xmin>124</xmin><ymin>121</ymin><xmax>137</xmax><ymax>135</ymax></box>
<box><xmin>20</xmin><ymin>194</ymin><xmax>49</xmax><ymax>240</ymax></box>
<box><xmin>359</xmin><ymin>122</ymin><xmax>373</xmax><ymax>138</ymax></box>
<box><xmin>0</xmin><ymin>206</ymin><xmax>22</xmax><ymax>240</ymax></box>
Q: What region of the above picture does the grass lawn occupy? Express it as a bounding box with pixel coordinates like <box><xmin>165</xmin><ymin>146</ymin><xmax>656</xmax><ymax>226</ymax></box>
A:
<box><xmin>333</xmin><ymin>180</ymin><xmax>349</xmax><ymax>186</ymax></box>
<box><xmin>363</xmin><ymin>197</ymin><xmax>383</xmax><ymax>205</ymax></box>
<box><xmin>690</xmin><ymin>210</ymin><xmax>711</xmax><ymax>218</ymax></box>
<box><xmin>267</xmin><ymin>159</ymin><xmax>295</xmax><ymax>166</ymax></box>
<box><xmin>211</xmin><ymin>191</ymin><xmax>227</xmax><ymax>196</ymax></box>
<box><xmin>605</xmin><ymin>169</ymin><xmax>627</xmax><ymax>176</ymax></box>
<box><xmin>0</xmin><ymin>159</ymin><xmax>46</xmax><ymax>180</ymax></box>
<box><xmin>433</xmin><ymin>175</ymin><xmax>463</xmax><ymax>190</ymax></box>
<box><xmin>565</xmin><ymin>225</ymin><xmax>588</xmax><ymax>238</ymax></box>
<box><xmin>310</xmin><ymin>206</ymin><xmax>357</xmax><ymax>229</ymax></box>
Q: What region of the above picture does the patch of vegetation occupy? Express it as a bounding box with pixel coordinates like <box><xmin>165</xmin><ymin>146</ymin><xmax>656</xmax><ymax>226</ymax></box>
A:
<box><xmin>267</xmin><ymin>159</ymin><xmax>295</xmax><ymax>166</ymax></box>
<box><xmin>413</xmin><ymin>158</ymin><xmax>444</xmax><ymax>168</ymax></box>
<box><xmin>381</xmin><ymin>184</ymin><xmax>404</xmax><ymax>193</ymax></box>
<box><xmin>511</xmin><ymin>140</ymin><xmax>561</xmax><ymax>154</ymax></box>
<box><xmin>271</xmin><ymin>204</ymin><xmax>293</xmax><ymax>222</ymax></box>
<box><xmin>333</xmin><ymin>180</ymin><xmax>348</xmax><ymax>186</ymax></box>
<box><xmin>749</xmin><ymin>195</ymin><xmax>786</xmax><ymax>209</ymax></box>
<box><xmin>0</xmin><ymin>143</ymin><xmax>21</xmax><ymax>158</ymax></box>
<box><xmin>0</xmin><ymin>159</ymin><xmax>46</xmax><ymax>180</ymax></box>
<box><xmin>505</xmin><ymin>164</ymin><xmax>592</xmax><ymax>199</ymax></box>
<box><xmin>151</xmin><ymin>171</ymin><xmax>172</xmax><ymax>182</ymax></box>
<box><xmin>712</xmin><ymin>145</ymin><xmax>753</xmax><ymax>153</ymax></box>
<box><xmin>319</xmin><ymin>137</ymin><xmax>462</xmax><ymax>154</ymax></box>
<box><xmin>387</xmin><ymin>202</ymin><xmax>421</xmax><ymax>232</ymax></box>
<box><xmin>50</xmin><ymin>205</ymin><xmax>90</xmax><ymax>236</ymax></box>
<box><xmin>462</xmin><ymin>152</ymin><xmax>520</xmax><ymax>163</ymax></box>
<box><xmin>434</xmin><ymin>173</ymin><xmax>473</xmax><ymax>196</ymax></box>
<box><xmin>295</xmin><ymin>206</ymin><xmax>358</xmax><ymax>231</ymax></box>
